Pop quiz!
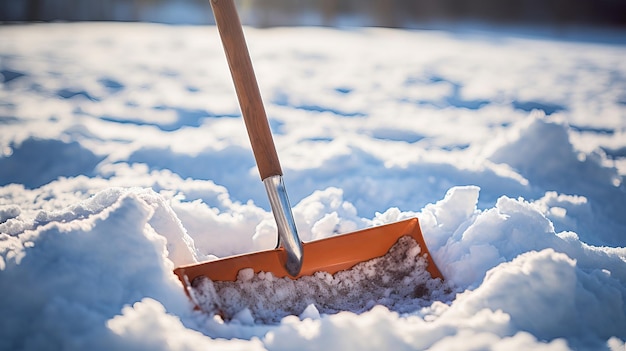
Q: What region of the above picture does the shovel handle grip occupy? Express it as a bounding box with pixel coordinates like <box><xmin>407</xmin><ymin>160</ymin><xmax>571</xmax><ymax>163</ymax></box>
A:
<box><xmin>210</xmin><ymin>0</ymin><xmax>282</xmax><ymax>180</ymax></box>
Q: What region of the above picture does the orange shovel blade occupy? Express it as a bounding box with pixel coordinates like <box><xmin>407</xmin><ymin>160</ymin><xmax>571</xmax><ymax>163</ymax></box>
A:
<box><xmin>174</xmin><ymin>218</ymin><xmax>442</xmax><ymax>286</ymax></box>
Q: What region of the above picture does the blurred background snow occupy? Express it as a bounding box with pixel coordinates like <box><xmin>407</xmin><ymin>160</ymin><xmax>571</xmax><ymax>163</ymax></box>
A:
<box><xmin>2</xmin><ymin>0</ymin><xmax>625</xmax><ymax>30</ymax></box>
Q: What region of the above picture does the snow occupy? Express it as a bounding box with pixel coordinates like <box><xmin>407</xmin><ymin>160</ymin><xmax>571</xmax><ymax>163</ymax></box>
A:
<box><xmin>191</xmin><ymin>236</ymin><xmax>450</xmax><ymax>324</ymax></box>
<box><xmin>1</xmin><ymin>22</ymin><xmax>626</xmax><ymax>350</ymax></box>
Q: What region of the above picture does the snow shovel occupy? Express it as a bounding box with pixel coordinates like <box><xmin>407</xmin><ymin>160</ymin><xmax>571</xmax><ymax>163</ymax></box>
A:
<box><xmin>174</xmin><ymin>0</ymin><xmax>442</xmax><ymax>288</ymax></box>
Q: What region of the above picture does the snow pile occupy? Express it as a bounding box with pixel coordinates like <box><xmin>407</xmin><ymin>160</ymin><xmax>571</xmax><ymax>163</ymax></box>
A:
<box><xmin>0</xmin><ymin>189</ymin><xmax>193</xmax><ymax>350</ymax></box>
<box><xmin>191</xmin><ymin>236</ymin><xmax>450</xmax><ymax>324</ymax></box>
<box><xmin>1</xmin><ymin>22</ymin><xmax>626</xmax><ymax>350</ymax></box>
<box><xmin>451</xmin><ymin>248</ymin><xmax>626</xmax><ymax>343</ymax></box>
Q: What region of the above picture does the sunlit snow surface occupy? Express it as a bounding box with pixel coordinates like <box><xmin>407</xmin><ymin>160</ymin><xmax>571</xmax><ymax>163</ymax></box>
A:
<box><xmin>1</xmin><ymin>23</ymin><xmax>626</xmax><ymax>350</ymax></box>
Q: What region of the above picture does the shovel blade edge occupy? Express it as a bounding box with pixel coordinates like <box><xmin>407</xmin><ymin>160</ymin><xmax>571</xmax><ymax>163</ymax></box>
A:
<box><xmin>174</xmin><ymin>217</ymin><xmax>442</xmax><ymax>287</ymax></box>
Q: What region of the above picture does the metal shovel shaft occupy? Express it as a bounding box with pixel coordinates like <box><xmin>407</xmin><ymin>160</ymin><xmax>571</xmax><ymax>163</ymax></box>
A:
<box><xmin>264</xmin><ymin>175</ymin><xmax>303</xmax><ymax>276</ymax></box>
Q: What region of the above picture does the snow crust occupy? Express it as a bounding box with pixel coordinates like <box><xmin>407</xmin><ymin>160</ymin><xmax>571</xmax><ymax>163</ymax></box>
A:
<box><xmin>1</xmin><ymin>22</ymin><xmax>626</xmax><ymax>351</ymax></box>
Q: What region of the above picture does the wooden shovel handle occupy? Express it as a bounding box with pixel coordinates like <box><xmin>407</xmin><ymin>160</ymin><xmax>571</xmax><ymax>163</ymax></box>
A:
<box><xmin>210</xmin><ymin>0</ymin><xmax>282</xmax><ymax>179</ymax></box>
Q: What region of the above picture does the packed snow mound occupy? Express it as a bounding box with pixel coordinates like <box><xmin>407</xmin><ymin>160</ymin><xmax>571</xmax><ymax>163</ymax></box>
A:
<box><xmin>484</xmin><ymin>112</ymin><xmax>626</xmax><ymax>246</ymax></box>
<box><xmin>0</xmin><ymin>190</ymin><xmax>193</xmax><ymax>351</ymax></box>
<box><xmin>453</xmin><ymin>249</ymin><xmax>626</xmax><ymax>342</ymax></box>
